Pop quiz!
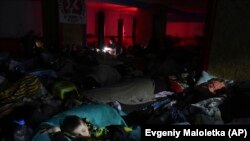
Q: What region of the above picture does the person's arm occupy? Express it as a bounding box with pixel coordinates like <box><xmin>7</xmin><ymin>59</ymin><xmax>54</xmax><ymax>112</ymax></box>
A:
<box><xmin>40</xmin><ymin>125</ymin><xmax>61</xmax><ymax>134</ymax></box>
<box><xmin>40</xmin><ymin>126</ymin><xmax>68</xmax><ymax>141</ymax></box>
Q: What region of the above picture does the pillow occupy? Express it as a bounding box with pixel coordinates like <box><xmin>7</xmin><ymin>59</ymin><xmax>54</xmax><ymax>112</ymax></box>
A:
<box><xmin>195</xmin><ymin>71</ymin><xmax>234</xmax><ymax>86</ymax></box>
<box><xmin>195</xmin><ymin>71</ymin><xmax>216</xmax><ymax>86</ymax></box>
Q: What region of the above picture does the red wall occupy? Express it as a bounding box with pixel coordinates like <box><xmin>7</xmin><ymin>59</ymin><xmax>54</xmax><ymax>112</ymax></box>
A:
<box><xmin>86</xmin><ymin>2</ymin><xmax>137</xmax><ymax>47</ymax></box>
<box><xmin>166</xmin><ymin>22</ymin><xmax>205</xmax><ymax>46</ymax></box>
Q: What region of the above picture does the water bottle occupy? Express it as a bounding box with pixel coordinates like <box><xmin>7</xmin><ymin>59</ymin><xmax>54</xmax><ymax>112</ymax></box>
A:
<box><xmin>13</xmin><ymin>119</ymin><xmax>33</xmax><ymax>141</ymax></box>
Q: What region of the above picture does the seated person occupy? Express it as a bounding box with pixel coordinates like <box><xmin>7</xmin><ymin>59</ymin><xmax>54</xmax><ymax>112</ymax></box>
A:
<box><xmin>32</xmin><ymin>37</ymin><xmax>54</xmax><ymax>68</ymax></box>
<box><xmin>32</xmin><ymin>37</ymin><xmax>47</xmax><ymax>56</ymax></box>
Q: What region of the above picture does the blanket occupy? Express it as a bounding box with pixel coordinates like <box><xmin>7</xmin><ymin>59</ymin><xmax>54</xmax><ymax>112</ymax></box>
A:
<box><xmin>0</xmin><ymin>75</ymin><xmax>42</xmax><ymax>117</ymax></box>
<box><xmin>32</xmin><ymin>104</ymin><xmax>129</xmax><ymax>141</ymax></box>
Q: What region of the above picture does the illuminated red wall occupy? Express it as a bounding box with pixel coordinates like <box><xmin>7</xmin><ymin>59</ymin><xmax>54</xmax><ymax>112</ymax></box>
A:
<box><xmin>86</xmin><ymin>2</ymin><xmax>137</xmax><ymax>47</ymax></box>
<box><xmin>166</xmin><ymin>22</ymin><xmax>205</xmax><ymax>46</ymax></box>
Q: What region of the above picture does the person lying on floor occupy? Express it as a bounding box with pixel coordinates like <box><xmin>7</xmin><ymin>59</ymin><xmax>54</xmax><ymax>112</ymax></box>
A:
<box><xmin>175</xmin><ymin>78</ymin><xmax>250</xmax><ymax>123</ymax></box>
<box><xmin>42</xmin><ymin>115</ymin><xmax>134</xmax><ymax>141</ymax></box>
<box><xmin>34</xmin><ymin>104</ymin><xmax>139</xmax><ymax>141</ymax></box>
<box><xmin>219</xmin><ymin>81</ymin><xmax>250</xmax><ymax>123</ymax></box>
<box><xmin>176</xmin><ymin>78</ymin><xmax>226</xmax><ymax>107</ymax></box>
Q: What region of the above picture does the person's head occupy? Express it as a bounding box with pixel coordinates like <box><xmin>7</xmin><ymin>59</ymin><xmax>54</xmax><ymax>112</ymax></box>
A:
<box><xmin>207</xmin><ymin>78</ymin><xmax>225</xmax><ymax>94</ymax></box>
<box><xmin>61</xmin><ymin>115</ymin><xmax>90</xmax><ymax>138</ymax></box>
<box><xmin>34</xmin><ymin>37</ymin><xmax>45</xmax><ymax>48</ymax></box>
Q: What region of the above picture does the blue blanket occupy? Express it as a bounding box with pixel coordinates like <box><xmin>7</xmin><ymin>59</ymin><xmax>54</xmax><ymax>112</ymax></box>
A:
<box><xmin>32</xmin><ymin>104</ymin><xmax>130</xmax><ymax>141</ymax></box>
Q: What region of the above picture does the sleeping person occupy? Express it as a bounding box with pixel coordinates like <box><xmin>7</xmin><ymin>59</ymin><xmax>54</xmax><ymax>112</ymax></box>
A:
<box><xmin>219</xmin><ymin>81</ymin><xmax>250</xmax><ymax>123</ymax></box>
<box><xmin>176</xmin><ymin>78</ymin><xmax>226</xmax><ymax>107</ymax></box>
<box><xmin>176</xmin><ymin>77</ymin><xmax>250</xmax><ymax>123</ymax></box>
<box><xmin>33</xmin><ymin>104</ymin><xmax>140</xmax><ymax>141</ymax></box>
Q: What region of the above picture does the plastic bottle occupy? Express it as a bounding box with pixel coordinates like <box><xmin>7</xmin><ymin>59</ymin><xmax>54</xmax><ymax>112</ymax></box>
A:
<box><xmin>13</xmin><ymin>119</ymin><xmax>33</xmax><ymax>141</ymax></box>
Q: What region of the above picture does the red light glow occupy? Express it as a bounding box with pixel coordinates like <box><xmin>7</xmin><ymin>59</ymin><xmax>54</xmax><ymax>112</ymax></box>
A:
<box><xmin>87</xmin><ymin>2</ymin><xmax>138</xmax><ymax>13</ymax></box>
